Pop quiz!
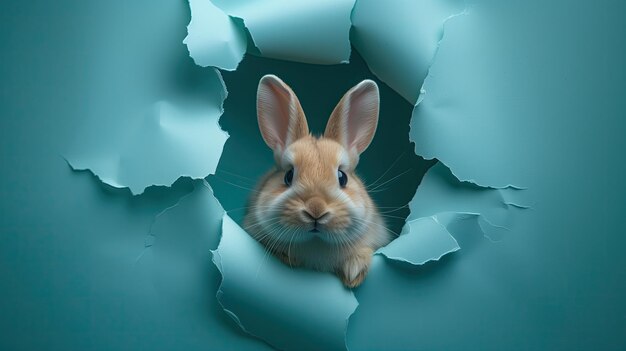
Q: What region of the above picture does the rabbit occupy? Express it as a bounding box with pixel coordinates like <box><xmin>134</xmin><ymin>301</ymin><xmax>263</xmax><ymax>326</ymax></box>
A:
<box><xmin>243</xmin><ymin>74</ymin><xmax>391</xmax><ymax>288</ymax></box>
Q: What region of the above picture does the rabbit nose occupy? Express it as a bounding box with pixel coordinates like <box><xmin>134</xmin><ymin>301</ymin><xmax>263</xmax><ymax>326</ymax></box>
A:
<box><xmin>303</xmin><ymin>198</ymin><xmax>329</xmax><ymax>221</ymax></box>
<box><xmin>302</xmin><ymin>210</ymin><xmax>329</xmax><ymax>222</ymax></box>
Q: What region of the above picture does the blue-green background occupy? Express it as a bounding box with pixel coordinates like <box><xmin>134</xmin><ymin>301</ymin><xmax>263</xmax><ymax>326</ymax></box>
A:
<box><xmin>1</xmin><ymin>0</ymin><xmax>624</xmax><ymax>350</ymax></box>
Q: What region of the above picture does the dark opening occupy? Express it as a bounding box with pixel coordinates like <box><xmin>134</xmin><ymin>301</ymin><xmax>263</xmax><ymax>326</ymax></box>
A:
<box><xmin>209</xmin><ymin>49</ymin><xmax>434</xmax><ymax>237</ymax></box>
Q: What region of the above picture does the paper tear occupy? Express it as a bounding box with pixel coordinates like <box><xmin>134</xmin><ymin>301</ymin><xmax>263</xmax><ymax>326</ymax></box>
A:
<box><xmin>134</xmin><ymin>180</ymin><xmax>227</xmax><ymax>331</ymax></box>
<box><xmin>214</xmin><ymin>215</ymin><xmax>358</xmax><ymax>351</ymax></box>
<box><xmin>351</xmin><ymin>0</ymin><xmax>466</xmax><ymax>104</ymax></box>
<box><xmin>63</xmin><ymin>0</ymin><xmax>533</xmax><ymax>349</ymax></box>
<box><xmin>66</xmin><ymin>68</ymin><xmax>229</xmax><ymax>195</ymax></box>
<box><xmin>405</xmin><ymin>162</ymin><xmax>527</xmax><ymax>241</ymax></box>
<box><xmin>505</xmin><ymin>202</ymin><xmax>532</xmax><ymax>210</ymax></box>
<box><xmin>434</xmin><ymin>212</ymin><xmax>507</xmax><ymax>246</ymax></box>
<box><xmin>410</xmin><ymin>10</ymin><xmax>528</xmax><ymax>188</ymax></box>
<box><xmin>378</xmin><ymin>216</ymin><xmax>460</xmax><ymax>265</ymax></box>
<box><xmin>209</xmin><ymin>0</ymin><xmax>355</xmax><ymax>64</ymax></box>
<box><xmin>136</xmin><ymin>179</ymin><xmax>213</xmax><ymax>261</ymax></box>
<box><xmin>184</xmin><ymin>0</ymin><xmax>247</xmax><ymax>70</ymax></box>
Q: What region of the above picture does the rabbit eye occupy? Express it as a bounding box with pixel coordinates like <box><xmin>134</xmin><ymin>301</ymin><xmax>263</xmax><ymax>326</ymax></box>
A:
<box><xmin>338</xmin><ymin>170</ymin><xmax>348</xmax><ymax>188</ymax></box>
<box><xmin>284</xmin><ymin>168</ymin><xmax>294</xmax><ymax>186</ymax></box>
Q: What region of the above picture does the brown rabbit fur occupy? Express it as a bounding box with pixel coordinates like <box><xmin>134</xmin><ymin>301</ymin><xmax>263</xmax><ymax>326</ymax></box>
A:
<box><xmin>244</xmin><ymin>75</ymin><xmax>390</xmax><ymax>288</ymax></box>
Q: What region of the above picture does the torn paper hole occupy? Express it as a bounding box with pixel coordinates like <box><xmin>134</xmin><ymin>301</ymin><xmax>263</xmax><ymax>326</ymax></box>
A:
<box><xmin>65</xmin><ymin>0</ymin><xmax>530</xmax><ymax>350</ymax></box>
<box><xmin>187</xmin><ymin>1</ymin><xmax>525</xmax><ymax>350</ymax></box>
<box><xmin>206</xmin><ymin>49</ymin><xmax>429</xmax><ymax>351</ymax></box>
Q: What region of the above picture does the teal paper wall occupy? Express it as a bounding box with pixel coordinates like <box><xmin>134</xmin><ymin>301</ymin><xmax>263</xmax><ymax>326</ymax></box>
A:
<box><xmin>1</xmin><ymin>0</ymin><xmax>624</xmax><ymax>350</ymax></box>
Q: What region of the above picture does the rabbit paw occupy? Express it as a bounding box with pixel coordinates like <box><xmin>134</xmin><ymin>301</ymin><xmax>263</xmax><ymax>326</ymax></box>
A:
<box><xmin>340</xmin><ymin>247</ymin><xmax>373</xmax><ymax>288</ymax></box>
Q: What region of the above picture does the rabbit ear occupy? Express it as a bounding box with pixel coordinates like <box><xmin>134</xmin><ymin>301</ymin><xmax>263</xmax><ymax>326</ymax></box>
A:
<box><xmin>324</xmin><ymin>80</ymin><xmax>379</xmax><ymax>155</ymax></box>
<box><xmin>257</xmin><ymin>75</ymin><xmax>309</xmax><ymax>153</ymax></box>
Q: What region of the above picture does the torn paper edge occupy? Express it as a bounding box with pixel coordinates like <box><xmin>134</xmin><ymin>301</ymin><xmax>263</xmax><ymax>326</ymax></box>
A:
<box><xmin>65</xmin><ymin>69</ymin><xmax>230</xmax><ymax>195</ymax></box>
<box><xmin>410</xmin><ymin>6</ymin><xmax>528</xmax><ymax>190</ymax></box>
<box><xmin>64</xmin><ymin>157</ymin><xmax>127</xmax><ymax>192</ymax></box>
<box><xmin>211</xmin><ymin>214</ymin><xmax>358</xmax><ymax>351</ymax></box>
<box><xmin>64</xmin><ymin>1</ymin><xmax>530</xmax><ymax>350</ymax></box>
<box><xmin>212</xmin><ymin>215</ymin><xmax>357</xmax><ymax>351</ymax></box>
<box><xmin>439</xmin><ymin>211</ymin><xmax>511</xmax><ymax>243</ymax></box>
<box><xmin>211</xmin><ymin>215</ymin><xmax>274</xmax><ymax>349</ymax></box>
<box><xmin>184</xmin><ymin>0</ymin><xmax>248</xmax><ymax>71</ymax></box>
<box><xmin>376</xmin><ymin>216</ymin><xmax>461</xmax><ymax>266</ymax></box>
<box><xmin>201</xmin><ymin>2</ymin><xmax>529</xmax><ymax>350</ymax></box>
<box><xmin>133</xmin><ymin>180</ymin><xmax>214</xmax><ymax>263</ymax></box>
<box><xmin>413</xmin><ymin>7</ymin><xmax>469</xmax><ymax>105</ymax></box>
<box><xmin>210</xmin><ymin>0</ymin><xmax>354</xmax><ymax>65</ymax></box>
<box><xmin>211</xmin><ymin>249</ymin><xmax>276</xmax><ymax>351</ymax></box>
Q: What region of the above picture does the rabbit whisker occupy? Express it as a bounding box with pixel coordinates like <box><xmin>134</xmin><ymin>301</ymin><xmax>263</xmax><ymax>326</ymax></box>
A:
<box><xmin>212</xmin><ymin>175</ymin><xmax>262</xmax><ymax>193</ymax></box>
<box><xmin>377</xmin><ymin>213</ymin><xmax>410</xmax><ymax>220</ymax></box>
<box><xmin>365</xmin><ymin>149</ymin><xmax>407</xmax><ymax>189</ymax></box>
<box><xmin>368</xmin><ymin>168</ymin><xmax>413</xmax><ymax>192</ymax></box>
<box><xmin>255</xmin><ymin>225</ymin><xmax>294</xmax><ymax>279</ymax></box>
<box><xmin>217</xmin><ymin>169</ymin><xmax>258</xmax><ymax>183</ymax></box>
<box><xmin>353</xmin><ymin>217</ymin><xmax>399</xmax><ymax>238</ymax></box>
